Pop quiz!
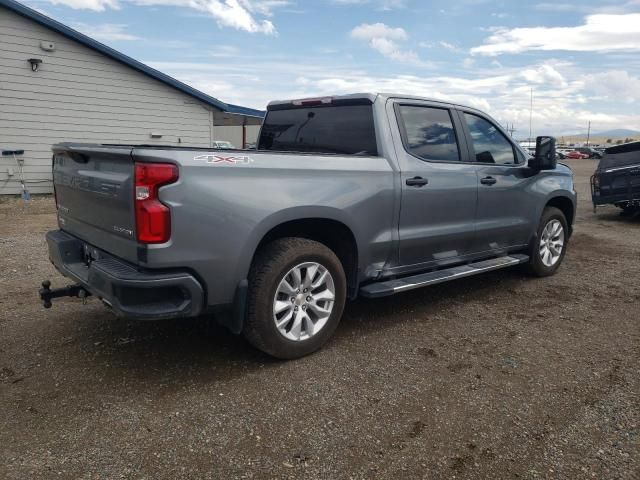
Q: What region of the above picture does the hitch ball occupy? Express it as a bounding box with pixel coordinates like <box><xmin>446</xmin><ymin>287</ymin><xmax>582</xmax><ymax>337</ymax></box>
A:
<box><xmin>40</xmin><ymin>280</ymin><xmax>52</xmax><ymax>308</ymax></box>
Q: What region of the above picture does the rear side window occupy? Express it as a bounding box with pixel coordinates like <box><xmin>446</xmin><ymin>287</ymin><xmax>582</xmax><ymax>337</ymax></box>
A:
<box><xmin>258</xmin><ymin>105</ymin><xmax>377</xmax><ymax>155</ymax></box>
<box><xmin>463</xmin><ymin>113</ymin><xmax>516</xmax><ymax>164</ymax></box>
<box><xmin>396</xmin><ymin>105</ymin><xmax>460</xmax><ymax>162</ymax></box>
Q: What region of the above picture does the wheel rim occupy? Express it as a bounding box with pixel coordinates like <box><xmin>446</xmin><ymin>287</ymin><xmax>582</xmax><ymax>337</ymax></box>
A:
<box><xmin>539</xmin><ymin>219</ymin><xmax>565</xmax><ymax>267</ymax></box>
<box><xmin>273</xmin><ymin>262</ymin><xmax>336</xmax><ymax>342</ymax></box>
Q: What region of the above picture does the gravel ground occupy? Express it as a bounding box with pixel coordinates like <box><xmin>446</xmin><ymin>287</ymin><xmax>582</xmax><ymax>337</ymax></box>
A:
<box><xmin>1</xmin><ymin>158</ymin><xmax>638</xmax><ymax>479</ymax></box>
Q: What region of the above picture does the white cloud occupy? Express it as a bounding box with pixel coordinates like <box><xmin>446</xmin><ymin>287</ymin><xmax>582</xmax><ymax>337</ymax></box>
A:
<box><xmin>439</xmin><ymin>41</ymin><xmax>461</xmax><ymax>53</ymax></box>
<box><xmin>210</xmin><ymin>45</ymin><xmax>241</xmax><ymax>57</ymax></box>
<box><xmin>74</xmin><ymin>23</ymin><xmax>140</xmax><ymax>41</ymax></box>
<box><xmin>148</xmin><ymin>57</ymin><xmax>640</xmax><ymax>135</ymax></box>
<box><xmin>350</xmin><ymin>22</ymin><xmax>408</xmax><ymax>42</ymax></box>
<box><xmin>248</xmin><ymin>0</ymin><xmax>291</xmax><ymax>16</ymax></box>
<box><xmin>332</xmin><ymin>0</ymin><xmax>406</xmax><ymax>9</ymax></box>
<box><xmin>48</xmin><ymin>0</ymin><xmax>119</xmax><ymax>11</ymax></box>
<box><xmin>45</xmin><ymin>0</ymin><xmax>285</xmax><ymax>34</ymax></box>
<box><xmin>520</xmin><ymin>64</ymin><xmax>567</xmax><ymax>88</ymax></box>
<box><xmin>350</xmin><ymin>22</ymin><xmax>422</xmax><ymax>64</ymax></box>
<box><xmin>182</xmin><ymin>0</ymin><xmax>277</xmax><ymax>34</ymax></box>
<box><xmin>584</xmin><ymin>70</ymin><xmax>640</xmax><ymax>102</ymax></box>
<box><xmin>471</xmin><ymin>13</ymin><xmax>640</xmax><ymax>55</ymax></box>
<box><xmin>534</xmin><ymin>1</ymin><xmax>640</xmax><ymax>14</ymax></box>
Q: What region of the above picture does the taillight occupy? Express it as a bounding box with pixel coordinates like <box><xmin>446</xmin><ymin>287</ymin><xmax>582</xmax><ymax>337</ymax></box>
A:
<box><xmin>52</xmin><ymin>155</ymin><xmax>58</xmax><ymax>209</ymax></box>
<box><xmin>134</xmin><ymin>162</ymin><xmax>178</xmax><ymax>243</ymax></box>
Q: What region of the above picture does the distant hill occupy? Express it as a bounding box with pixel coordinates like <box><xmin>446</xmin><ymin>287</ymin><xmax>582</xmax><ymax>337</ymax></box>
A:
<box><xmin>567</xmin><ymin>129</ymin><xmax>640</xmax><ymax>139</ymax></box>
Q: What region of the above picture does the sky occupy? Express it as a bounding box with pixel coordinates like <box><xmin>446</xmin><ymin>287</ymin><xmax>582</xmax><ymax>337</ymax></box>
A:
<box><xmin>21</xmin><ymin>0</ymin><xmax>640</xmax><ymax>137</ymax></box>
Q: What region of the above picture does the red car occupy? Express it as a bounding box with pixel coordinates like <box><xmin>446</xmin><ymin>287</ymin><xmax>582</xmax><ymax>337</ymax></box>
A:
<box><xmin>566</xmin><ymin>151</ymin><xmax>590</xmax><ymax>159</ymax></box>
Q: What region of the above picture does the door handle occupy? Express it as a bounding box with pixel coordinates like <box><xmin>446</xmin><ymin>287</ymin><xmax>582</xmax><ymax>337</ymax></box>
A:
<box><xmin>480</xmin><ymin>176</ymin><xmax>497</xmax><ymax>186</ymax></box>
<box><xmin>406</xmin><ymin>176</ymin><xmax>429</xmax><ymax>187</ymax></box>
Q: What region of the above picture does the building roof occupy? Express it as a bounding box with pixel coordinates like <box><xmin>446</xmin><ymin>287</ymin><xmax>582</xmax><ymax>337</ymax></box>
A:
<box><xmin>0</xmin><ymin>0</ymin><xmax>264</xmax><ymax>118</ymax></box>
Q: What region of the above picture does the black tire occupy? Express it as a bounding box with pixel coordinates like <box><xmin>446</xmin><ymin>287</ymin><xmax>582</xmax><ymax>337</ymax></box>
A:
<box><xmin>243</xmin><ymin>237</ymin><xmax>347</xmax><ymax>359</ymax></box>
<box><xmin>525</xmin><ymin>207</ymin><xmax>569</xmax><ymax>277</ymax></box>
<box><xmin>619</xmin><ymin>205</ymin><xmax>639</xmax><ymax>217</ymax></box>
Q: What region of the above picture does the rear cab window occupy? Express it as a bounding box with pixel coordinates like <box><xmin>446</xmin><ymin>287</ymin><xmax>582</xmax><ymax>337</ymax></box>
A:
<box><xmin>258</xmin><ymin>99</ymin><xmax>378</xmax><ymax>156</ymax></box>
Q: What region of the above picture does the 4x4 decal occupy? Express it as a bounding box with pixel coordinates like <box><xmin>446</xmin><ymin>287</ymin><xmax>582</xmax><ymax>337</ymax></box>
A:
<box><xmin>194</xmin><ymin>154</ymin><xmax>254</xmax><ymax>165</ymax></box>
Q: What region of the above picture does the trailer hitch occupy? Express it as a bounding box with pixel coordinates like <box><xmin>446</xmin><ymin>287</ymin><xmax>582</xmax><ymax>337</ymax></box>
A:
<box><xmin>39</xmin><ymin>280</ymin><xmax>91</xmax><ymax>308</ymax></box>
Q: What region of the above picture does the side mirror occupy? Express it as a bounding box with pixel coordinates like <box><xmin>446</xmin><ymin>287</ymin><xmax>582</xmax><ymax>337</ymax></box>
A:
<box><xmin>529</xmin><ymin>136</ymin><xmax>557</xmax><ymax>170</ymax></box>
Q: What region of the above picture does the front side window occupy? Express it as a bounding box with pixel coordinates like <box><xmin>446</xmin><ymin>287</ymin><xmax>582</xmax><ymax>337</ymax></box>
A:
<box><xmin>396</xmin><ymin>105</ymin><xmax>460</xmax><ymax>162</ymax></box>
<box><xmin>463</xmin><ymin>113</ymin><xmax>516</xmax><ymax>164</ymax></box>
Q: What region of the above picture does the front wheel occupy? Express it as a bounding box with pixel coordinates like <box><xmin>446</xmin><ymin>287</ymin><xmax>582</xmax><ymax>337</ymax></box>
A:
<box><xmin>525</xmin><ymin>207</ymin><xmax>569</xmax><ymax>277</ymax></box>
<box><xmin>243</xmin><ymin>238</ymin><xmax>346</xmax><ymax>359</ymax></box>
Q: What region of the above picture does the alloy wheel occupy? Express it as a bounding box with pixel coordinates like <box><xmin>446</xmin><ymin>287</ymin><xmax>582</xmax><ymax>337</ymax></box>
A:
<box><xmin>272</xmin><ymin>262</ymin><xmax>336</xmax><ymax>341</ymax></box>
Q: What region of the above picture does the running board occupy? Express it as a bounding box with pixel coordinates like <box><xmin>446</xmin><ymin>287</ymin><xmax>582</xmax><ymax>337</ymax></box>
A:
<box><xmin>360</xmin><ymin>254</ymin><xmax>529</xmax><ymax>298</ymax></box>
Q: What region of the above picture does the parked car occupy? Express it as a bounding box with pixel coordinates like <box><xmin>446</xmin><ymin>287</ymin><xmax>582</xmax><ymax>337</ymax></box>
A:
<box><xmin>41</xmin><ymin>93</ymin><xmax>576</xmax><ymax>359</ymax></box>
<box><xmin>574</xmin><ymin>147</ymin><xmax>602</xmax><ymax>159</ymax></box>
<box><xmin>566</xmin><ymin>150</ymin><xmax>590</xmax><ymax>159</ymax></box>
<box><xmin>541</xmin><ymin>147</ymin><xmax>566</xmax><ymax>160</ymax></box>
<box><xmin>591</xmin><ymin>141</ymin><xmax>640</xmax><ymax>215</ymax></box>
<box><xmin>212</xmin><ymin>140</ymin><xmax>237</xmax><ymax>149</ymax></box>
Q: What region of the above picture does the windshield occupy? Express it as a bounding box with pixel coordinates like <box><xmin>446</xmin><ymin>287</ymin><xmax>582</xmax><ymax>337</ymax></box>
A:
<box><xmin>258</xmin><ymin>105</ymin><xmax>378</xmax><ymax>155</ymax></box>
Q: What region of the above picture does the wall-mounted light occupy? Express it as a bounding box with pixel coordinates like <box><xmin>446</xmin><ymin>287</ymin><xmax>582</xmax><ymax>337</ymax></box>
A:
<box><xmin>150</xmin><ymin>132</ymin><xmax>163</xmax><ymax>138</ymax></box>
<box><xmin>28</xmin><ymin>58</ymin><xmax>43</xmax><ymax>72</ymax></box>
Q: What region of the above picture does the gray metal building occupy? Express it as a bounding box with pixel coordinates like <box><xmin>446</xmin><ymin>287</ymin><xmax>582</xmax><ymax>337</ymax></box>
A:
<box><xmin>0</xmin><ymin>0</ymin><xmax>264</xmax><ymax>195</ymax></box>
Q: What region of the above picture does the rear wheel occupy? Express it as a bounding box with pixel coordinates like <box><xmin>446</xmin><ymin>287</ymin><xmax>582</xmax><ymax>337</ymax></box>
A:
<box><xmin>244</xmin><ymin>238</ymin><xmax>346</xmax><ymax>359</ymax></box>
<box><xmin>525</xmin><ymin>207</ymin><xmax>568</xmax><ymax>277</ymax></box>
<box><xmin>618</xmin><ymin>204</ymin><xmax>640</xmax><ymax>217</ymax></box>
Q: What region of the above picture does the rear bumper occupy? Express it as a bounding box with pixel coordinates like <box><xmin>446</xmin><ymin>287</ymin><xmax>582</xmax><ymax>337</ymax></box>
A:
<box><xmin>592</xmin><ymin>192</ymin><xmax>640</xmax><ymax>207</ymax></box>
<box><xmin>46</xmin><ymin>230</ymin><xmax>204</xmax><ymax>320</ymax></box>
<box><xmin>591</xmin><ymin>170</ymin><xmax>640</xmax><ymax>207</ymax></box>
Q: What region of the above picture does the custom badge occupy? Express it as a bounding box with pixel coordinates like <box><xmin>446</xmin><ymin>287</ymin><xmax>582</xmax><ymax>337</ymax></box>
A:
<box><xmin>194</xmin><ymin>154</ymin><xmax>254</xmax><ymax>165</ymax></box>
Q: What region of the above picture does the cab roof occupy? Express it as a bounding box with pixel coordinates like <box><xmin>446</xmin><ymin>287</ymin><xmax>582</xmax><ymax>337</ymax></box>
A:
<box><xmin>267</xmin><ymin>93</ymin><xmax>480</xmax><ymax>112</ymax></box>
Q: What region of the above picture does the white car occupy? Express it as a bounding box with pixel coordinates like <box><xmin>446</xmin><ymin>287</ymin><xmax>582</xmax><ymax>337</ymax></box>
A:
<box><xmin>212</xmin><ymin>141</ymin><xmax>236</xmax><ymax>149</ymax></box>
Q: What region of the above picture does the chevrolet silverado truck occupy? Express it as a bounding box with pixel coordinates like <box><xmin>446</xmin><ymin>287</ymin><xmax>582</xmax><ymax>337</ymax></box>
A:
<box><xmin>40</xmin><ymin>93</ymin><xmax>576</xmax><ymax>359</ymax></box>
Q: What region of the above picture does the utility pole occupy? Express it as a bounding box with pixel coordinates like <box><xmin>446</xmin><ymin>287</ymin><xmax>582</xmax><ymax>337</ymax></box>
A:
<box><xmin>507</xmin><ymin>123</ymin><xmax>516</xmax><ymax>138</ymax></box>
<box><xmin>586</xmin><ymin>121</ymin><xmax>591</xmax><ymax>147</ymax></box>
<box><xmin>529</xmin><ymin>88</ymin><xmax>533</xmax><ymax>142</ymax></box>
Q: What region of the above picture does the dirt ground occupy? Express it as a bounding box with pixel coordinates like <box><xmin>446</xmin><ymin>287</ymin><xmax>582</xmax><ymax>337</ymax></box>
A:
<box><xmin>1</xmin><ymin>158</ymin><xmax>638</xmax><ymax>479</ymax></box>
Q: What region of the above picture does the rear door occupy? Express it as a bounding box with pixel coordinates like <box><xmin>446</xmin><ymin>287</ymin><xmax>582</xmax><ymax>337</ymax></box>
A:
<box><xmin>391</xmin><ymin>100</ymin><xmax>478</xmax><ymax>268</ymax></box>
<box><xmin>457</xmin><ymin>110</ymin><xmax>533</xmax><ymax>253</ymax></box>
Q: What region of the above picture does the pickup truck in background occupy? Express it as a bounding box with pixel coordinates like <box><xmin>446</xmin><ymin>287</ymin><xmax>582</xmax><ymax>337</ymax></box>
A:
<box><xmin>591</xmin><ymin>140</ymin><xmax>640</xmax><ymax>215</ymax></box>
<box><xmin>41</xmin><ymin>93</ymin><xmax>576</xmax><ymax>359</ymax></box>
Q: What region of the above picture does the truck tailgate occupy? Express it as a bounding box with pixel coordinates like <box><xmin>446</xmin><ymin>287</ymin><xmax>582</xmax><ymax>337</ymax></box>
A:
<box><xmin>52</xmin><ymin>144</ymin><xmax>139</xmax><ymax>263</ymax></box>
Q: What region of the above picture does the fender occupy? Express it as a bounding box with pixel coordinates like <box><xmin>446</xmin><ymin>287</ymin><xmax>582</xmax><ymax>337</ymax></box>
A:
<box><xmin>233</xmin><ymin>205</ymin><xmax>362</xmax><ymax>284</ymax></box>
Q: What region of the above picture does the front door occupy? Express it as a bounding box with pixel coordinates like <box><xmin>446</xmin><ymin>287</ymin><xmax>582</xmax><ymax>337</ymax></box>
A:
<box><xmin>392</xmin><ymin>102</ymin><xmax>478</xmax><ymax>268</ymax></box>
<box><xmin>458</xmin><ymin>110</ymin><xmax>534</xmax><ymax>253</ymax></box>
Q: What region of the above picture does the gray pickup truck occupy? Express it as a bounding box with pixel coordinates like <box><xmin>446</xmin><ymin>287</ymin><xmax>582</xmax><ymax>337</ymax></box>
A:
<box><xmin>41</xmin><ymin>93</ymin><xmax>576</xmax><ymax>359</ymax></box>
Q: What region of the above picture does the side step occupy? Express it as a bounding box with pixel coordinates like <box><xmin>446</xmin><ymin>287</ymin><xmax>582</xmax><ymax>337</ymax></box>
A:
<box><xmin>360</xmin><ymin>254</ymin><xmax>529</xmax><ymax>298</ymax></box>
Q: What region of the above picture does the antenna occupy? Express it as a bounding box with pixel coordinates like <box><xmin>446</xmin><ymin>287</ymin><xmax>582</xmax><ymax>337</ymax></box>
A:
<box><xmin>529</xmin><ymin>88</ymin><xmax>533</xmax><ymax>142</ymax></box>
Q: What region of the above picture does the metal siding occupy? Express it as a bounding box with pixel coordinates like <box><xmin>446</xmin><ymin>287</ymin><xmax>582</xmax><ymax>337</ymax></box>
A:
<box><xmin>0</xmin><ymin>0</ymin><xmax>232</xmax><ymax>111</ymax></box>
<box><xmin>0</xmin><ymin>6</ymin><xmax>213</xmax><ymax>194</ymax></box>
<box><xmin>245</xmin><ymin>125</ymin><xmax>261</xmax><ymax>145</ymax></box>
<box><xmin>214</xmin><ymin>126</ymin><xmax>244</xmax><ymax>149</ymax></box>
